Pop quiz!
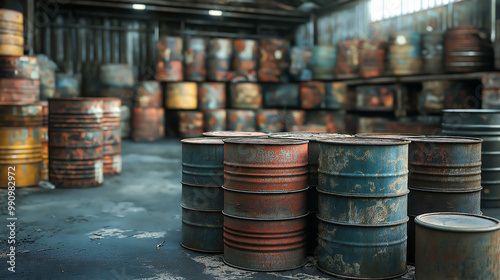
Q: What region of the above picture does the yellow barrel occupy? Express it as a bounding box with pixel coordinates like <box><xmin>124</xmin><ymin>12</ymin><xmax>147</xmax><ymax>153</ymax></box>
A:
<box><xmin>0</xmin><ymin>9</ymin><xmax>23</xmax><ymax>24</ymax></box>
<box><xmin>0</xmin><ymin>104</ymin><xmax>42</xmax><ymax>188</ymax></box>
<box><xmin>0</xmin><ymin>44</ymin><xmax>23</xmax><ymax>55</ymax></box>
<box><xmin>0</xmin><ymin>33</ymin><xmax>23</xmax><ymax>46</ymax></box>
<box><xmin>166</xmin><ymin>82</ymin><xmax>197</xmax><ymax>109</ymax></box>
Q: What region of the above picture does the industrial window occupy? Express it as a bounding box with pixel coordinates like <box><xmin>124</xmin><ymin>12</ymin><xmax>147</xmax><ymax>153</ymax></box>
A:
<box><xmin>370</xmin><ymin>0</ymin><xmax>460</xmax><ymax>21</ymax></box>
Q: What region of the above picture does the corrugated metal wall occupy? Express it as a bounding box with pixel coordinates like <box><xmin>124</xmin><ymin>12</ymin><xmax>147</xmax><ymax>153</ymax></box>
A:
<box><xmin>295</xmin><ymin>0</ymin><xmax>493</xmax><ymax>46</ymax></box>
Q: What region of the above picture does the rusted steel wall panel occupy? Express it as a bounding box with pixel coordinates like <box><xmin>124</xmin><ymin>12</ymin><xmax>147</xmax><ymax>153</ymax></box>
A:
<box><xmin>0</xmin><ymin>104</ymin><xmax>42</xmax><ymax>188</ymax></box>
<box><xmin>198</xmin><ymin>82</ymin><xmax>226</xmax><ymax>110</ymax></box>
<box><xmin>184</xmin><ymin>38</ymin><xmax>206</xmax><ymax>82</ymax></box>
<box><xmin>207</xmin><ymin>38</ymin><xmax>232</xmax><ymax>82</ymax></box>
<box><xmin>131</xmin><ymin>107</ymin><xmax>164</xmax><ymax>142</ymax></box>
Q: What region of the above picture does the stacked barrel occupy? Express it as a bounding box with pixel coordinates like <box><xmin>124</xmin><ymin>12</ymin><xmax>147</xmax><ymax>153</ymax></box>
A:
<box><xmin>422</xmin><ymin>32</ymin><xmax>444</xmax><ymax>74</ymax></box>
<box><xmin>207</xmin><ymin>38</ymin><xmax>232</xmax><ymax>82</ymax></box>
<box><xmin>102</xmin><ymin>98</ymin><xmax>121</xmax><ymax>175</ymax></box>
<box><xmin>223</xmin><ymin>138</ymin><xmax>308</xmax><ymax>271</ymax></box>
<box><xmin>165</xmin><ymin>82</ymin><xmax>201</xmax><ymax>138</ymax></box>
<box><xmin>132</xmin><ymin>81</ymin><xmax>164</xmax><ymax>142</ymax></box>
<box><xmin>359</xmin><ymin>40</ymin><xmax>386</xmax><ymax>78</ymax></box>
<box><xmin>289</xmin><ymin>45</ymin><xmax>312</xmax><ymax>81</ymax></box>
<box><xmin>199</xmin><ymin>82</ymin><xmax>226</xmax><ymax>132</ymax></box>
<box><xmin>258</xmin><ymin>38</ymin><xmax>288</xmax><ymax>82</ymax></box>
<box><xmin>386</xmin><ymin>32</ymin><xmax>422</xmax><ymax>76</ymax></box>
<box><xmin>181</xmin><ymin>138</ymin><xmax>225</xmax><ymax>253</ymax></box>
<box><xmin>0</xmin><ymin>104</ymin><xmax>42</xmax><ymax>188</ymax></box>
<box><xmin>311</xmin><ymin>45</ymin><xmax>337</xmax><ymax>80</ymax></box>
<box><xmin>232</xmin><ymin>39</ymin><xmax>258</xmax><ymax>82</ymax></box>
<box><xmin>156</xmin><ymin>36</ymin><xmax>183</xmax><ymax>81</ymax></box>
<box><xmin>405</xmin><ymin>136</ymin><xmax>483</xmax><ymax>264</ymax></box>
<box><xmin>316</xmin><ymin>138</ymin><xmax>409</xmax><ymax>279</ymax></box>
<box><xmin>442</xmin><ymin>110</ymin><xmax>500</xmax><ymax>208</ymax></box>
<box><xmin>99</xmin><ymin>64</ymin><xmax>134</xmax><ymax>138</ymax></box>
<box><xmin>184</xmin><ymin>38</ymin><xmax>206</xmax><ymax>82</ymax></box>
<box><xmin>41</xmin><ymin>101</ymin><xmax>49</xmax><ymax>181</ymax></box>
<box><xmin>336</xmin><ymin>40</ymin><xmax>362</xmax><ymax>78</ymax></box>
<box><xmin>48</xmin><ymin>98</ymin><xmax>104</xmax><ymax>188</ymax></box>
<box><xmin>444</xmin><ymin>26</ymin><xmax>493</xmax><ymax>73</ymax></box>
<box><xmin>0</xmin><ymin>56</ymin><xmax>40</xmax><ymax>104</ymax></box>
<box><xmin>0</xmin><ymin>9</ymin><xmax>23</xmax><ymax>56</ymax></box>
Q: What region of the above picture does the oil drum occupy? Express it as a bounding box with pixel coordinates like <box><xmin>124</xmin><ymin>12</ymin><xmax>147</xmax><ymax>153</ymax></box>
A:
<box><xmin>179</xmin><ymin>111</ymin><xmax>203</xmax><ymax>138</ymax></box>
<box><xmin>207</xmin><ymin>38</ymin><xmax>232</xmax><ymax>82</ymax></box>
<box><xmin>0</xmin><ymin>56</ymin><xmax>39</xmax><ymax>79</ymax></box>
<box><xmin>135</xmin><ymin>81</ymin><xmax>162</xmax><ymax>108</ymax></box>
<box><xmin>0</xmin><ymin>78</ymin><xmax>40</xmax><ymax>104</ymax></box>
<box><xmin>226</xmin><ymin>109</ymin><xmax>256</xmax><ymax>131</ymax></box>
<box><xmin>386</xmin><ymin>32</ymin><xmax>423</xmax><ymax>76</ymax></box>
<box><xmin>262</xmin><ymin>83</ymin><xmax>299</xmax><ymax>108</ymax></box>
<box><xmin>256</xmin><ymin>109</ymin><xmax>283</xmax><ymax>133</ymax></box>
<box><xmin>166</xmin><ymin>82</ymin><xmax>197</xmax><ymax>110</ymax></box>
<box><xmin>283</xmin><ymin>110</ymin><xmax>305</xmax><ymax>131</ymax></box>
<box><xmin>203</xmin><ymin>109</ymin><xmax>226</xmax><ymax>132</ymax></box>
<box><xmin>290</xmin><ymin>45</ymin><xmax>312</xmax><ymax>81</ymax></box>
<box><xmin>102</xmin><ymin>98</ymin><xmax>121</xmax><ymax>176</ymax></box>
<box><xmin>229</xmin><ymin>83</ymin><xmax>262</xmax><ymax>109</ymax></box>
<box><xmin>0</xmin><ymin>9</ymin><xmax>23</xmax><ymax>56</ymax></box>
<box><xmin>232</xmin><ymin>39</ymin><xmax>258</xmax><ymax>82</ymax></box>
<box><xmin>359</xmin><ymin>40</ymin><xmax>386</xmax><ymax>78</ymax></box>
<box><xmin>336</xmin><ymin>40</ymin><xmax>362</xmax><ymax>77</ymax></box>
<box><xmin>184</xmin><ymin>38</ymin><xmax>206</xmax><ymax>82</ymax></box>
<box><xmin>324</xmin><ymin>82</ymin><xmax>347</xmax><ymax>110</ymax></box>
<box><xmin>311</xmin><ymin>45</ymin><xmax>337</xmax><ymax>80</ymax></box>
<box><xmin>131</xmin><ymin>107</ymin><xmax>164</xmax><ymax>142</ymax></box>
<box><xmin>198</xmin><ymin>82</ymin><xmax>226</xmax><ymax>110</ymax></box>
<box><xmin>444</xmin><ymin>26</ymin><xmax>493</xmax><ymax>73</ymax></box>
<box><xmin>300</xmin><ymin>81</ymin><xmax>325</xmax><ymax>109</ymax></box>
<box><xmin>258</xmin><ymin>38</ymin><xmax>288</xmax><ymax>82</ymax></box>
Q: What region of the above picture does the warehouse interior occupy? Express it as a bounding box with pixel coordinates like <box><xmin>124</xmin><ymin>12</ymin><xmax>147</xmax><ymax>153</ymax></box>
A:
<box><xmin>1</xmin><ymin>0</ymin><xmax>500</xmax><ymax>279</ymax></box>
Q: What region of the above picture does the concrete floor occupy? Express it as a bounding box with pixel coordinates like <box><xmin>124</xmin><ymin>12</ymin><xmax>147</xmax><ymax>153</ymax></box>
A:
<box><xmin>1</xmin><ymin>139</ymin><xmax>499</xmax><ymax>280</ymax></box>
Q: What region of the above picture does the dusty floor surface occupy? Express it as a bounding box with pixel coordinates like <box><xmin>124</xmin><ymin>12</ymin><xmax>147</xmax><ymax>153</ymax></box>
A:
<box><xmin>1</xmin><ymin>139</ymin><xmax>498</xmax><ymax>279</ymax></box>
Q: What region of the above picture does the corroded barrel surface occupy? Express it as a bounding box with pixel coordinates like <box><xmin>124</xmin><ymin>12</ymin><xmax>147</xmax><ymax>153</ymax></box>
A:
<box><xmin>445</xmin><ymin>26</ymin><xmax>493</xmax><ymax>73</ymax></box>
<box><xmin>387</xmin><ymin>32</ymin><xmax>422</xmax><ymax>76</ymax></box>
<box><xmin>198</xmin><ymin>82</ymin><xmax>226</xmax><ymax>110</ymax></box>
<box><xmin>48</xmin><ymin>98</ymin><xmax>104</xmax><ymax>188</ymax></box>
<box><xmin>181</xmin><ymin>137</ymin><xmax>224</xmax><ymax>187</ymax></box>
<box><xmin>258</xmin><ymin>38</ymin><xmax>287</xmax><ymax>82</ymax></box>
<box><xmin>229</xmin><ymin>83</ymin><xmax>262</xmax><ymax>109</ymax></box>
<box><xmin>207</xmin><ymin>38</ymin><xmax>232</xmax><ymax>82</ymax></box>
<box><xmin>131</xmin><ymin>107</ymin><xmax>164</xmax><ymax>142</ymax></box>
<box><xmin>311</xmin><ymin>45</ymin><xmax>337</xmax><ymax>80</ymax></box>
<box><xmin>0</xmin><ymin>104</ymin><xmax>42</xmax><ymax>188</ymax></box>
<box><xmin>263</xmin><ymin>83</ymin><xmax>299</xmax><ymax>108</ymax></box>
<box><xmin>184</xmin><ymin>38</ymin><xmax>206</xmax><ymax>81</ymax></box>
<box><xmin>232</xmin><ymin>39</ymin><xmax>258</xmax><ymax>82</ymax></box>
<box><xmin>0</xmin><ymin>56</ymin><xmax>39</xmax><ymax>79</ymax></box>
<box><xmin>415</xmin><ymin>213</ymin><xmax>500</xmax><ymax>280</ymax></box>
<box><xmin>181</xmin><ymin>205</ymin><xmax>223</xmax><ymax>253</ymax></box>
<box><xmin>355</xmin><ymin>132</ymin><xmax>422</xmax><ymax>139</ymax></box>
<box><xmin>256</xmin><ymin>109</ymin><xmax>283</xmax><ymax>133</ymax></box>
<box><xmin>102</xmin><ymin>98</ymin><xmax>121</xmax><ymax>176</ymax></box>
<box><xmin>223</xmin><ymin>213</ymin><xmax>308</xmax><ymax>271</ymax></box>
<box><xmin>226</xmin><ymin>110</ymin><xmax>256</xmax><ymax>131</ymax></box>
<box><xmin>166</xmin><ymin>82</ymin><xmax>197</xmax><ymax>109</ymax></box>
<box><xmin>203</xmin><ymin>109</ymin><xmax>226</xmax><ymax>132</ymax></box>
<box><xmin>135</xmin><ymin>81</ymin><xmax>162</xmax><ymax>108</ymax></box>
<box><xmin>0</xmin><ymin>78</ymin><xmax>40</xmax><ymax>104</ymax></box>
<box><xmin>179</xmin><ymin>111</ymin><xmax>203</xmax><ymax>138</ymax></box>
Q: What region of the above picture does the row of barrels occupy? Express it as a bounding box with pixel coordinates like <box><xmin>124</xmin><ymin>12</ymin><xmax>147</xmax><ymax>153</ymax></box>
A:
<box><xmin>180</xmin><ymin>131</ymin><xmax>499</xmax><ymax>279</ymax></box>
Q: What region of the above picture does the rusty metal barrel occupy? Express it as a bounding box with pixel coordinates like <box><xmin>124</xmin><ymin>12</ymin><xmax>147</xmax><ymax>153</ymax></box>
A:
<box><xmin>184</xmin><ymin>38</ymin><xmax>206</xmax><ymax>81</ymax></box>
<box><xmin>317</xmin><ymin>138</ymin><xmax>409</xmax><ymax>279</ymax></box>
<box><xmin>0</xmin><ymin>9</ymin><xmax>23</xmax><ymax>56</ymax></box>
<box><xmin>311</xmin><ymin>45</ymin><xmax>337</xmax><ymax>80</ymax></box>
<box><xmin>229</xmin><ymin>83</ymin><xmax>262</xmax><ymax>109</ymax></box>
<box><xmin>0</xmin><ymin>78</ymin><xmax>40</xmax><ymax>104</ymax></box>
<box><xmin>226</xmin><ymin>110</ymin><xmax>256</xmax><ymax>131</ymax></box>
<box><xmin>405</xmin><ymin>136</ymin><xmax>483</xmax><ymax>264</ymax></box>
<box><xmin>222</xmin><ymin>138</ymin><xmax>309</xmax><ymax>271</ymax></box>
<box><xmin>48</xmin><ymin>98</ymin><xmax>104</xmax><ymax>188</ymax></box>
<box><xmin>181</xmin><ymin>137</ymin><xmax>225</xmax><ymax>253</ymax></box>
<box><xmin>0</xmin><ymin>104</ymin><xmax>42</xmax><ymax>188</ymax></box>
<box><xmin>336</xmin><ymin>40</ymin><xmax>362</xmax><ymax>77</ymax></box>
<box><xmin>135</xmin><ymin>81</ymin><xmax>162</xmax><ymax>108</ymax></box>
<box><xmin>207</xmin><ymin>38</ymin><xmax>232</xmax><ymax>82</ymax></box>
<box><xmin>445</xmin><ymin>26</ymin><xmax>493</xmax><ymax>73</ymax></box>
<box><xmin>387</xmin><ymin>32</ymin><xmax>422</xmax><ymax>76</ymax></box>
<box><xmin>284</xmin><ymin>110</ymin><xmax>305</xmax><ymax>131</ymax></box>
<box><xmin>290</xmin><ymin>45</ymin><xmax>312</xmax><ymax>82</ymax></box>
<box><xmin>102</xmin><ymin>98</ymin><xmax>121</xmax><ymax>176</ymax></box>
<box><xmin>203</xmin><ymin>131</ymin><xmax>268</xmax><ymax>137</ymax></box>
<box><xmin>256</xmin><ymin>109</ymin><xmax>283</xmax><ymax>133</ymax></box>
<box><xmin>165</xmin><ymin>82</ymin><xmax>197</xmax><ymax>110</ymax></box>
<box><xmin>263</xmin><ymin>83</ymin><xmax>299</xmax><ymax>108</ymax></box>
<box><xmin>415</xmin><ymin>213</ymin><xmax>500</xmax><ymax>280</ymax></box>
<box><xmin>203</xmin><ymin>109</ymin><xmax>226</xmax><ymax>132</ymax></box>
<box><xmin>179</xmin><ymin>111</ymin><xmax>203</xmax><ymax>138</ymax></box>
<box><xmin>324</xmin><ymin>82</ymin><xmax>347</xmax><ymax>110</ymax></box>
<box><xmin>258</xmin><ymin>38</ymin><xmax>288</xmax><ymax>82</ymax></box>
<box><xmin>300</xmin><ymin>81</ymin><xmax>325</xmax><ymax>109</ymax></box>
<box><xmin>359</xmin><ymin>40</ymin><xmax>386</xmax><ymax>78</ymax></box>
<box><xmin>442</xmin><ymin>109</ymin><xmax>500</xmax><ymax>208</ymax></box>
<box><xmin>131</xmin><ymin>107</ymin><xmax>164</xmax><ymax>142</ymax></box>
<box><xmin>0</xmin><ymin>56</ymin><xmax>39</xmax><ymax>80</ymax></box>
<box><xmin>41</xmin><ymin>101</ymin><xmax>48</xmax><ymax>181</ymax></box>
<box><xmin>198</xmin><ymin>82</ymin><xmax>226</xmax><ymax>110</ymax></box>
<box><xmin>422</xmin><ymin>32</ymin><xmax>444</xmax><ymax>74</ymax></box>
<box><xmin>156</xmin><ymin>36</ymin><xmax>183</xmax><ymax>82</ymax></box>
<box><xmin>232</xmin><ymin>39</ymin><xmax>258</xmax><ymax>82</ymax></box>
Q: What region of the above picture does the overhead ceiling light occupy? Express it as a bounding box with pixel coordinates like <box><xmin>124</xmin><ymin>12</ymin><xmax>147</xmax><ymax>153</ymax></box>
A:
<box><xmin>208</xmin><ymin>10</ymin><xmax>223</xmax><ymax>16</ymax></box>
<box><xmin>132</xmin><ymin>4</ymin><xmax>146</xmax><ymax>10</ymax></box>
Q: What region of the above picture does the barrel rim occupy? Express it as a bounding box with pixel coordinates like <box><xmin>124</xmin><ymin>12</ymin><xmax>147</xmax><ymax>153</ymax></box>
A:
<box><xmin>317</xmin><ymin>215</ymin><xmax>410</xmax><ymax>227</ymax></box>
<box><xmin>443</xmin><ymin>109</ymin><xmax>500</xmax><ymax>113</ymax></box>
<box><xmin>180</xmin><ymin>204</ymin><xmax>222</xmax><ymax>213</ymax></box>
<box><xmin>317</xmin><ymin>187</ymin><xmax>409</xmax><ymax>198</ymax></box>
<box><xmin>223</xmin><ymin>259</ymin><xmax>308</xmax><ymax>273</ymax></box>
<box><xmin>222</xmin><ymin>185</ymin><xmax>309</xmax><ymax>194</ymax></box>
<box><xmin>181</xmin><ymin>137</ymin><xmax>225</xmax><ymax>145</ymax></box>
<box><xmin>203</xmin><ymin>131</ymin><xmax>269</xmax><ymax>137</ymax></box>
<box><xmin>415</xmin><ymin>212</ymin><xmax>500</xmax><ymax>232</ymax></box>
<box><xmin>403</xmin><ymin>135</ymin><xmax>483</xmax><ymax>143</ymax></box>
<box><xmin>223</xmin><ymin>211</ymin><xmax>309</xmax><ymax>221</ymax></box>
<box><xmin>355</xmin><ymin>132</ymin><xmax>422</xmax><ymax>139</ymax></box>
<box><xmin>269</xmin><ymin>132</ymin><xmax>353</xmax><ymax>141</ymax></box>
<box><xmin>223</xmin><ymin>138</ymin><xmax>308</xmax><ymax>145</ymax></box>
<box><xmin>180</xmin><ymin>243</ymin><xmax>223</xmax><ymax>254</ymax></box>
<box><xmin>316</xmin><ymin>265</ymin><xmax>408</xmax><ymax>280</ymax></box>
<box><xmin>317</xmin><ymin>137</ymin><xmax>410</xmax><ymax>145</ymax></box>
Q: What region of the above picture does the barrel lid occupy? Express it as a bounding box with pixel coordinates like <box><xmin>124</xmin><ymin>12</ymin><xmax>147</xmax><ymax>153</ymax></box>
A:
<box><xmin>181</xmin><ymin>137</ymin><xmax>224</xmax><ymax>145</ymax></box>
<box><xmin>443</xmin><ymin>109</ymin><xmax>500</xmax><ymax>114</ymax></box>
<box><xmin>269</xmin><ymin>132</ymin><xmax>353</xmax><ymax>141</ymax></box>
<box><xmin>415</xmin><ymin>213</ymin><xmax>500</xmax><ymax>232</ymax></box>
<box><xmin>403</xmin><ymin>136</ymin><xmax>483</xmax><ymax>144</ymax></box>
<box><xmin>223</xmin><ymin>138</ymin><xmax>308</xmax><ymax>145</ymax></box>
<box><xmin>203</xmin><ymin>131</ymin><xmax>269</xmax><ymax>137</ymax></box>
<box><xmin>317</xmin><ymin>137</ymin><xmax>410</xmax><ymax>145</ymax></box>
<box><xmin>356</xmin><ymin>132</ymin><xmax>422</xmax><ymax>139</ymax></box>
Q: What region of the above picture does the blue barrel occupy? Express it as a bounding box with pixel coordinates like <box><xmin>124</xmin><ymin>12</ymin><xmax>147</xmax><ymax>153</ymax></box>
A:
<box><xmin>311</xmin><ymin>45</ymin><xmax>337</xmax><ymax>80</ymax></box>
<box><xmin>317</xmin><ymin>138</ymin><xmax>409</xmax><ymax>279</ymax></box>
<box><xmin>181</xmin><ymin>137</ymin><xmax>224</xmax><ymax>253</ymax></box>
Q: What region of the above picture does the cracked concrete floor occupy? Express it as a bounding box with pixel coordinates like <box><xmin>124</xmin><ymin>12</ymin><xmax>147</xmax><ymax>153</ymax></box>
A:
<box><xmin>1</xmin><ymin>139</ymin><xmax>498</xmax><ymax>279</ymax></box>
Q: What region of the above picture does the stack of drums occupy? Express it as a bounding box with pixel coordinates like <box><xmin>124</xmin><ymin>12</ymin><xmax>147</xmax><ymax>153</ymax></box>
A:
<box><xmin>300</xmin><ymin>81</ymin><xmax>325</xmax><ymax>109</ymax></box>
<box><xmin>258</xmin><ymin>38</ymin><xmax>287</xmax><ymax>82</ymax></box>
<box><xmin>256</xmin><ymin>109</ymin><xmax>283</xmax><ymax>133</ymax></box>
<box><xmin>222</xmin><ymin>138</ymin><xmax>309</xmax><ymax>271</ymax></box>
<box><xmin>422</xmin><ymin>32</ymin><xmax>444</xmax><ymax>74</ymax></box>
<box><xmin>269</xmin><ymin>132</ymin><xmax>353</xmax><ymax>254</ymax></box>
<box><xmin>443</xmin><ymin>109</ymin><xmax>500</xmax><ymax>208</ymax></box>
<box><xmin>444</xmin><ymin>26</ymin><xmax>493</xmax><ymax>73</ymax></box>
<box><xmin>405</xmin><ymin>136</ymin><xmax>483</xmax><ymax>264</ymax></box>
<box><xmin>336</xmin><ymin>40</ymin><xmax>362</xmax><ymax>78</ymax></box>
<box><xmin>55</xmin><ymin>74</ymin><xmax>80</xmax><ymax>98</ymax></box>
<box><xmin>311</xmin><ymin>45</ymin><xmax>337</xmax><ymax>80</ymax></box>
<box><xmin>132</xmin><ymin>81</ymin><xmax>164</xmax><ymax>142</ymax></box>
<box><xmin>181</xmin><ymin>137</ymin><xmax>224</xmax><ymax>253</ymax></box>
<box><xmin>0</xmin><ymin>56</ymin><xmax>40</xmax><ymax>104</ymax></box>
<box><xmin>48</xmin><ymin>98</ymin><xmax>104</xmax><ymax>188</ymax></box>
<box><xmin>317</xmin><ymin>138</ymin><xmax>409</xmax><ymax>279</ymax></box>
<box><xmin>229</xmin><ymin>83</ymin><xmax>262</xmax><ymax>109</ymax></box>
<box><xmin>232</xmin><ymin>39</ymin><xmax>258</xmax><ymax>82</ymax></box>
<box><xmin>40</xmin><ymin>101</ymin><xmax>49</xmax><ymax>181</ymax></box>
<box><xmin>99</xmin><ymin>64</ymin><xmax>134</xmax><ymax>138</ymax></box>
<box><xmin>359</xmin><ymin>40</ymin><xmax>386</xmax><ymax>78</ymax></box>
<box><xmin>226</xmin><ymin>110</ymin><xmax>256</xmax><ymax>131</ymax></box>
<box><xmin>386</xmin><ymin>32</ymin><xmax>422</xmax><ymax>76</ymax></box>
<box><xmin>102</xmin><ymin>98</ymin><xmax>121</xmax><ymax>176</ymax></box>
<box><xmin>184</xmin><ymin>38</ymin><xmax>206</xmax><ymax>82</ymax></box>
<box><xmin>415</xmin><ymin>213</ymin><xmax>500</xmax><ymax>279</ymax></box>
<box><xmin>199</xmin><ymin>82</ymin><xmax>226</xmax><ymax>132</ymax></box>
<box><xmin>165</xmin><ymin>82</ymin><xmax>201</xmax><ymax>138</ymax></box>
<box><xmin>156</xmin><ymin>36</ymin><xmax>183</xmax><ymax>81</ymax></box>
<box><xmin>0</xmin><ymin>104</ymin><xmax>42</xmax><ymax>187</ymax></box>
<box><xmin>207</xmin><ymin>38</ymin><xmax>232</xmax><ymax>82</ymax></box>
<box><xmin>0</xmin><ymin>9</ymin><xmax>23</xmax><ymax>56</ymax></box>
<box><xmin>283</xmin><ymin>110</ymin><xmax>306</xmax><ymax>132</ymax></box>
<box><xmin>36</xmin><ymin>54</ymin><xmax>56</xmax><ymax>100</ymax></box>
<box><xmin>289</xmin><ymin>45</ymin><xmax>312</xmax><ymax>82</ymax></box>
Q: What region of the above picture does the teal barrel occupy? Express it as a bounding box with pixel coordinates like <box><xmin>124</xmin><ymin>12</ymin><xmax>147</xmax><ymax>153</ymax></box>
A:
<box><xmin>311</xmin><ymin>45</ymin><xmax>337</xmax><ymax>80</ymax></box>
<box><xmin>181</xmin><ymin>205</ymin><xmax>223</xmax><ymax>253</ymax></box>
<box><xmin>317</xmin><ymin>138</ymin><xmax>409</xmax><ymax>279</ymax></box>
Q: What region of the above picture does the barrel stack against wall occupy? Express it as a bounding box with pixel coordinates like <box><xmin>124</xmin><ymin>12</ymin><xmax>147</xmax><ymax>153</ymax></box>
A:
<box><xmin>199</xmin><ymin>82</ymin><xmax>226</xmax><ymax>132</ymax></box>
<box><xmin>258</xmin><ymin>38</ymin><xmax>288</xmax><ymax>82</ymax></box>
<box><xmin>0</xmin><ymin>56</ymin><xmax>40</xmax><ymax>104</ymax></box>
<box><xmin>165</xmin><ymin>82</ymin><xmax>202</xmax><ymax>138</ymax></box>
<box><xmin>156</xmin><ymin>36</ymin><xmax>183</xmax><ymax>82</ymax></box>
<box><xmin>207</xmin><ymin>38</ymin><xmax>232</xmax><ymax>82</ymax></box>
<box><xmin>184</xmin><ymin>38</ymin><xmax>206</xmax><ymax>82</ymax></box>
<box><xmin>48</xmin><ymin>98</ymin><xmax>104</xmax><ymax>188</ymax></box>
<box><xmin>317</xmin><ymin>138</ymin><xmax>409</xmax><ymax>279</ymax></box>
<box><xmin>223</xmin><ymin>138</ymin><xmax>309</xmax><ymax>271</ymax></box>
<box><xmin>405</xmin><ymin>136</ymin><xmax>483</xmax><ymax>264</ymax></box>
<box><xmin>444</xmin><ymin>26</ymin><xmax>493</xmax><ymax>73</ymax></box>
<box><xmin>102</xmin><ymin>98</ymin><xmax>122</xmax><ymax>176</ymax></box>
<box><xmin>386</xmin><ymin>32</ymin><xmax>422</xmax><ymax>76</ymax></box>
<box><xmin>132</xmin><ymin>81</ymin><xmax>164</xmax><ymax>142</ymax></box>
<box><xmin>181</xmin><ymin>138</ymin><xmax>225</xmax><ymax>253</ymax></box>
<box><xmin>232</xmin><ymin>39</ymin><xmax>258</xmax><ymax>82</ymax></box>
<box><xmin>0</xmin><ymin>9</ymin><xmax>24</xmax><ymax>56</ymax></box>
<box><xmin>442</xmin><ymin>110</ymin><xmax>500</xmax><ymax>208</ymax></box>
<box><xmin>0</xmin><ymin>104</ymin><xmax>42</xmax><ymax>188</ymax></box>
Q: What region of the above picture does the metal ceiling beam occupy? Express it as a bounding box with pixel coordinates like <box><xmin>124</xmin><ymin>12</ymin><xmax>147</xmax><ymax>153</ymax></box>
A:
<box><xmin>178</xmin><ymin>29</ymin><xmax>288</xmax><ymax>39</ymax></box>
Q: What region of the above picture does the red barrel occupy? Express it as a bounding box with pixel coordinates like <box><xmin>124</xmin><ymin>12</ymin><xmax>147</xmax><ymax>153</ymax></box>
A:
<box><xmin>102</xmin><ymin>98</ymin><xmax>121</xmax><ymax>176</ymax></box>
<box><xmin>223</xmin><ymin>138</ymin><xmax>308</xmax><ymax>271</ymax></box>
<box><xmin>227</xmin><ymin>110</ymin><xmax>256</xmax><ymax>131</ymax></box>
<box><xmin>131</xmin><ymin>107</ymin><xmax>164</xmax><ymax>142</ymax></box>
<box><xmin>203</xmin><ymin>109</ymin><xmax>226</xmax><ymax>132</ymax></box>
<box><xmin>232</xmin><ymin>39</ymin><xmax>258</xmax><ymax>82</ymax></box>
<box><xmin>359</xmin><ymin>40</ymin><xmax>386</xmax><ymax>78</ymax></box>
<box><xmin>258</xmin><ymin>38</ymin><xmax>288</xmax><ymax>82</ymax></box>
<box><xmin>300</xmin><ymin>81</ymin><xmax>325</xmax><ymax>109</ymax></box>
<box><xmin>48</xmin><ymin>98</ymin><xmax>104</xmax><ymax>188</ymax></box>
<box><xmin>0</xmin><ymin>78</ymin><xmax>40</xmax><ymax>104</ymax></box>
<box><xmin>0</xmin><ymin>56</ymin><xmax>39</xmax><ymax>79</ymax></box>
<box><xmin>185</xmin><ymin>38</ymin><xmax>206</xmax><ymax>81</ymax></box>
<box><xmin>179</xmin><ymin>111</ymin><xmax>203</xmax><ymax>138</ymax></box>
<box><xmin>135</xmin><ymin>81</ymin><xmax>162</xmax><ymax>108</ymax></box>
<box><xmin>198</xmin><ymin>82</ymin><xmax>226</xmax><ymax>110</ymax></box>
